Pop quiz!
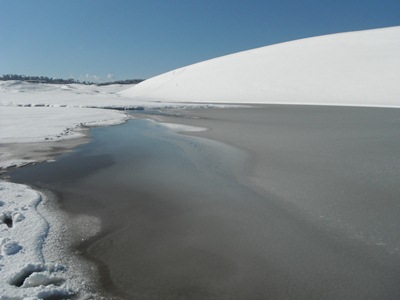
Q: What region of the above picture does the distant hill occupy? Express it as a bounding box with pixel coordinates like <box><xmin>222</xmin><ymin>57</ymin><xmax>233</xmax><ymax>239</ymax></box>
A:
<box><xmin>121</xmin><ymin>26</ymin><xmax>400</xmax><ymax>107</ymax></box>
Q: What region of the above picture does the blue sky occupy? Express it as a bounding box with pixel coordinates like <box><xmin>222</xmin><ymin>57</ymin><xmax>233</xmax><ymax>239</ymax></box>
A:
<box><xmin>1</xmin><ymin>0</ymin><xmax>399</xmax><ymax>81</ymax></box>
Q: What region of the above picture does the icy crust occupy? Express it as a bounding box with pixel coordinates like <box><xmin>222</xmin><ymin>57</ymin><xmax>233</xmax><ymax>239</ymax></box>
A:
<box><xmin>0</xmin><ymin>181</ymin><xmax>74</xmax><ymax>299</ymax></box>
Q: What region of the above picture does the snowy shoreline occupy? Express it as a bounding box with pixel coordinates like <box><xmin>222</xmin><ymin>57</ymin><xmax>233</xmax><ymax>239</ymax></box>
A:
<box><xmin>1</xmin><ymin>26</ymin><xmax>399</xmax><ymax>298</ymax></box>
<box><xmin>0</xmin><ymin>83</ymin><xmax>134</xmax><ymax>298</ymax></box>
<box><xmin>0</xmin><ymin>82</ymin><xmax>227</xmax><ymax>299</ymax></box>
<box><xmin>0</xmin><ymin>114</ymin><xmax>128</xmax><ymax>298</ymax></box>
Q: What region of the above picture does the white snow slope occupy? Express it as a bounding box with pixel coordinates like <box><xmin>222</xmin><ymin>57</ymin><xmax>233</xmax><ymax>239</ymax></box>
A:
<box><xmin>122</xmin><ymin>26</ymin><xmax>400</xmax><ymax>107</ymax></box>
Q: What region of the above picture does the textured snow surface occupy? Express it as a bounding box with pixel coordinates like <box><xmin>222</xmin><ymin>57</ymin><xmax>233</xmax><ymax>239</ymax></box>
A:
<box><xmin>0</xmin><ymin>180</ymin><xmax>103</xmax><ymax>299</ymax></box>
<box><xmin>122</xmin><ymin>26</ymin><xmax>400</xmax><ymax>107</ymax></box>
<box><xmin>0</xmin><ymin>181</ymin><xmax>75</xmax><ymax>299</ymax></box>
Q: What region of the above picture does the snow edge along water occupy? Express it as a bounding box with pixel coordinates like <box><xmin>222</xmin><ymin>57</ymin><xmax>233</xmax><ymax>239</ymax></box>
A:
<box><xmin>0</xmin><ymin>113</ymin><xmax>132</xmax><ymax>299</ymax></box>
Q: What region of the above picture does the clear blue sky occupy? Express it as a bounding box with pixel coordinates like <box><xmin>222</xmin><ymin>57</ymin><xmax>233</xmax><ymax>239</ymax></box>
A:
<box><xmin>1</xmin><ymin>0</ymin><xmax>399</xmax><ymax>81</ymax></box>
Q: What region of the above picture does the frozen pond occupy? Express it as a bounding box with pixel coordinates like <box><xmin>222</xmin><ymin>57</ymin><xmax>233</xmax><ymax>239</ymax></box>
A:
<box><xmin>9</xmin><ymin>106</ymin><xmax>400</xmax><ymax>299</ymax></box>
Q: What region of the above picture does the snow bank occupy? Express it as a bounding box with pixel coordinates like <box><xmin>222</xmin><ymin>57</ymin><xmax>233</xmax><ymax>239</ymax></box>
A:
<box><xmin>0</xmin><ymin>180</ymin><xmax>103</xmax><ymax>299</ymax></box>
<box><xmin>0</xmin><ymin>106</ymin><xmax>127</xmax><ymax>144</ymax></box>
<box><xmin>0</xmin><ymin>106</ymin><xmax>129</xmax><ymax>170</ymax></box>
<box><xmin>0</xmin><ymin>83</ymin><xmax>134</xmax><ymax>170</ymax></box>
<box><xmin>121</xmin><ymin>26</ymin><xmax>400</xmax><ymax>107</ymax></box>
<box><xmin>0</xmin><ymin>181</ymin><xmax>75</xmax><ymax>299</ymax></box>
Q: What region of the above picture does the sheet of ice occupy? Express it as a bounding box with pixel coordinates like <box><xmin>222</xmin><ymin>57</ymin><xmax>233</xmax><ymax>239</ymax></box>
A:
<box><xmin>121</xmin><ymin>26</ymin><xmax>400</xmax><ymax>107</ymax></box>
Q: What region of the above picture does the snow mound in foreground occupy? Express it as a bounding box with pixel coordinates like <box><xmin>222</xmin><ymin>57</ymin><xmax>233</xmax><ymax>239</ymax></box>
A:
<box><xmin>0</xmin><ymin>181</ymin><xmax>74</xmax><ymax>299</ymax></box>
<box><xmin>0</xmin><ymin>180</ymin><xmax>102</xmax><ymax>299</ymax></box>
<box><xmin>122</xmin><ymin>26</ymin><xmax>400</xmax><ymax>107</ymax></box>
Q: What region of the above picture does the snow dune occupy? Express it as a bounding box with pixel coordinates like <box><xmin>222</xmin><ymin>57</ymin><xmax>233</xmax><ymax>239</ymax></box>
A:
<box><xmin>122</xmin><ymin>26</ymin><xmax>400</xmax><ymax>107</ymax></box>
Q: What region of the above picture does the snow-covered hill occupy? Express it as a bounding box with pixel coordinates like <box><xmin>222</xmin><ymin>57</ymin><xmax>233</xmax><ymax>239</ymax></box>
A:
<box><xmin>122</xmin><ymin>26</ymin><xmax>400</xmax><ymax>107</ymax></box>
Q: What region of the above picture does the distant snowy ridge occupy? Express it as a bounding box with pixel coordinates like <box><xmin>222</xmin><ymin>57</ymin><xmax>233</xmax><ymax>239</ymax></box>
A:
<box><xmin>122</xmin><ymin>26</ymin><xmax>400</xmax><ymax>107</ymax></box>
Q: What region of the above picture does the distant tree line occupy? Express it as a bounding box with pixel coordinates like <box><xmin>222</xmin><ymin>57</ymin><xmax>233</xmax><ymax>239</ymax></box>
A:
<box><xmin>0</xmin><ymin>74</ymin><xmax>144</xmax><ymax>85</ymax></box>
<box><xmin>97</xmin><ymin>79</ymin><xmax>144</xmax><ymax>86</ymax></box>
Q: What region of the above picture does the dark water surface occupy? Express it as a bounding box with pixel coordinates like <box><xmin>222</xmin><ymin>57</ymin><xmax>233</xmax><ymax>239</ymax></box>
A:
<box><xmin>9</xmin><ymin>106</ymin><xmax>400</xmax><ymax>299</ymax></box>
